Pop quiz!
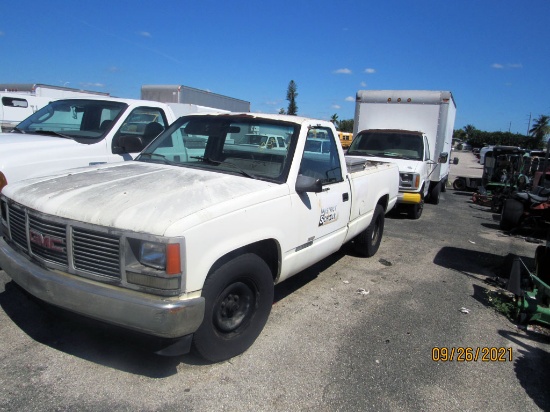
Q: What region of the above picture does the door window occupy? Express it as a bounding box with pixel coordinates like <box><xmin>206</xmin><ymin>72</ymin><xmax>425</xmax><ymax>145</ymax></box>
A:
<box><xmin>299</xmin><ymin>127</ymin><xmax>343</xmax><ymax>185</ymax></box>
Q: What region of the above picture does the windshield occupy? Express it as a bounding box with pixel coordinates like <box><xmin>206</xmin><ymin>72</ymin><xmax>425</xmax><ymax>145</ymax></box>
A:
<box><xmin>136</xmin><ymin>115</ymin><xmax>298</xmax><ymax>183</ymax></box>
<box><xmin>15</xmin><ymin>99</ymin><xmax>127</xmax><ymax>139</ymax></box>
<box><xmin>347</xmin><ymin>131</ymin><xmax>424</xmax><ymax>161</ymax></box>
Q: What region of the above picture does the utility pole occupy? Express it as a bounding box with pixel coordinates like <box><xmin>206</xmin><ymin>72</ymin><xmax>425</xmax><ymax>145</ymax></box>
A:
<box><xmin>527</xmin><ymin>113</ymin><xmax>532</xmax><ymax>136</ymax></box>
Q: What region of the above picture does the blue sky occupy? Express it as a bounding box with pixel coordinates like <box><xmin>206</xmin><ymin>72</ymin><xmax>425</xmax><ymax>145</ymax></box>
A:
<box><xmin>1</xmin><ymin>0</ymin><xmax>549</xmax><ymax>134</ymax></box>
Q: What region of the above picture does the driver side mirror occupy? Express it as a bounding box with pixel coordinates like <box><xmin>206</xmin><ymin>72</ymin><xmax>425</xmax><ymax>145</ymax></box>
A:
<box><xmin>438</xmin><ymin>152</ymin><xmax>449</xmax><ymax>163</ymax></box>
<box><xmin>296</xmin><ymin>175</ymin><xmax>323</xmax><ymax>193</ymax></box>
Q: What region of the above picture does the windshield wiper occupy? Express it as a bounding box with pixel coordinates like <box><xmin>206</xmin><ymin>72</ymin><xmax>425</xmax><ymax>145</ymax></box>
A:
<box><xmin>11</xmin><ymin>127</ymin><xmax>25</xmax><ymax>134</ymax></box>
<box><xmin>138</xmin><ymin>152</ymin><xmax>176</xmax><ymax>165</ymax></box>
<box><xmin>190</xmin><ymin>156</ymin><xmax>259</xmax><ymax>179</ymax></box>
<box><xmin>33</xmin><ymin>130</ymin><xmax>74</xmax><ymax>139</ymax></box>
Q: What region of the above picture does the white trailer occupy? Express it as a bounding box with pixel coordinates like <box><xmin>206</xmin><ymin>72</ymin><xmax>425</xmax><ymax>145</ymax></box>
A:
<box><xmin>349</xmin><ymin>90</ymin><xmax>457</xmax><ymax>219</ymax></box>
<box><xmin>141</xmin><ymin>84</ymin><xmax>250</xmax><ymax>112</ymax></box>
<box><xmin>0</xmin><ymin>83</ymin><xmax>109</xmax><ymax>132</ymax></box>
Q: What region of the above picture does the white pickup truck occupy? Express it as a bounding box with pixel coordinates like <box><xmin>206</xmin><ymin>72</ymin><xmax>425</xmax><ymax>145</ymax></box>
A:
<box><xmin>0</xmin><ymin>113</ymin><xmax>398</xmax><ymax>362</ymax></box>
<box><xmin>0</xmin><ymin>96</ymin><xmax>226</xmax><ymax>187</ymax></box>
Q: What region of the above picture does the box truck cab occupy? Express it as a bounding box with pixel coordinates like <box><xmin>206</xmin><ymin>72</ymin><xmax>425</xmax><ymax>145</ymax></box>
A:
<box><xmin>348</xmin><ymin>90</ymin><xmax>457</xmax><ymax>219</ymax></box>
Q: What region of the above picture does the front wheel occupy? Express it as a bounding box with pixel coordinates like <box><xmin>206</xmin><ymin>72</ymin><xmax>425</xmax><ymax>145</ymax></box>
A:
<box><xmin>193</xmin><ymin>253</ymin><xmax>274</xmax><ymax>362</ymax></box>
<box><xmin>353</xmin><ymin>204</ymin><xmax>385</xmax><ymax>257</ymax></box>
<box><xmin>407</xmin><ymin>200</ymin><xmax>424</xmax><ymax>219</ymax></box>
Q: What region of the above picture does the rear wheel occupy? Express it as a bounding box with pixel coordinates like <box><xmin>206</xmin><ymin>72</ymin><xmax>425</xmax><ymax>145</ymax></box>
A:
<box><xmin>453</xmin><ymin>178</ymin><xmax>466</xmax><ymax>191</ymax></box>
<box><xmin>353</xmin><ymin>204</ymin><xmax>385</xmax><ymax>257</ymax></box>
<box><xmin>499</xmin><ymin>198</ymin><xmax>524</xmax><ymax>230</ymax></box>
<box><xmin>193</xmin><ymin>253</ymin><xmax>274</xmax><ymax>362</ymax></box>
<box><xmin>428</xmin><ymin>183</ymin><xmax>441</xmax><ymax>205</ymax></box>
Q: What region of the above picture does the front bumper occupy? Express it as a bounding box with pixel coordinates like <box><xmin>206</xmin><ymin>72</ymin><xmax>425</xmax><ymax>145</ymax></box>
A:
<box><xmin>0</xmin><ymin>238</ymin><xmax>205</xmax><ymax>339</ymax></box>
<box><xmin>397</xmin><ymin>192</ymin><xmax>422</xmax><ymax>204</ymax></box>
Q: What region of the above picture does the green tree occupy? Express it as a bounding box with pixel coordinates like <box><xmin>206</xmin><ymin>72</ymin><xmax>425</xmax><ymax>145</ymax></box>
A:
<box><xmin>286</xmin><ymin>80</ymin><xmax>298</xmax><ymax>115</ymax></box>
<box><xmin>530</xmin><ymin>114</ymin><xmax>550</xmax><ymax>148</ymax></box>
<box><xmin>330</xmin><ymin>113</ymin><xmax>339</xmax><ymax>127</ymax></box>
<box><xmin>338</xmin><ymin>119</ymin><xmax>354</xmax><ymax>133</ymax></box>
<box><xmin>463</xmin><ymin>124</ymin><xmax>477</xmax><ymax>137</ymax></box>
<box><xmin>278</xmin><ymin>108</ymin><xmax>286</xmax><ymax>114</ymax></box>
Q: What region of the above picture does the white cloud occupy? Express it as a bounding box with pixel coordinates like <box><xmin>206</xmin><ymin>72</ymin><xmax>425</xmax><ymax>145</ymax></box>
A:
<box><xmin>81</xmin><ymin>82</ymin><xmax>105</xmax><ymax>88</ymax></box>
<box><xmin>345</xmin><ymin>96</ymin><xmax>355</xmax><ymax>102</ymax></box>
<box><xmin>0</xmin><ymin>31</ymin><xmax>4</xmax><ymax>36</ymax></box>
<box><xmin>492</xmin><ymin>63</ymin><xmax>522</xmax><ymax>70</ymax></box>
<box><xmin>364</xmin><ymin>68</ymin><xmax>376</xmax><ymax>74</ymax></box>
<box><xmin>332</xmin><ymin>104</ymin><xmax>341</xmax><ymax>109</ymax></box>
<box><xmin>139</xmin><ymin>31</ymin><xmax>152</xmax><ymax>37</ymax></box>
<box><xmin>333</xmin><ymin>68</ymin><xmax>352</xmax><ymax>74</ymax></box>
<box><xmin>360</xmin><ymin>81</ymin><xmax>367</xmax><ymax>87</ymax></box>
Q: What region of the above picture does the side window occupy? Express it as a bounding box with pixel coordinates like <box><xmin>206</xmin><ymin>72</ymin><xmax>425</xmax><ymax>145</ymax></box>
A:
<box><xmin>424</xmin><ymin>137</ymin><xmax>430</xmax><ymax>161</ymax></box>
<box><xmin>2</xmin><ymin>97</ymin><xmax>28</xmax><ymax>108</ymax></box>
<box><xmin>299</xmin><ymin>127</ymin><xmax>343</xmax><ymax>185</ymax></box>
<box><xmin>116</xmin><ymin>107</ymin><xmax>168</xmax><ymax>146</ymax></box>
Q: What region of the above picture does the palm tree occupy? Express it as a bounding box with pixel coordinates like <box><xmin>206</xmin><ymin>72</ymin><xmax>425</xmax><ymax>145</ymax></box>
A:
<box><xmin>330</xmin><ymin>113</ymin><xmax>339</xmax><ymax>127</ymax></box>
<box><xmin>530</xmin><ymin>115</ymin><xmax>550</xmax><ymax>140</ymax></box>
<box><xmin>463</xmin><ymin>124</ymin><xmax>477</xmax><ymax>137</ymax></box>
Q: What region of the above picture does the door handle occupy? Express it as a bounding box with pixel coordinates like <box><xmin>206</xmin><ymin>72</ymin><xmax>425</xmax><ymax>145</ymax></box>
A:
<box><xmin>343</xmin><ymin>193</ymin><xmax>349</xmax><ymax>202</ymax></box>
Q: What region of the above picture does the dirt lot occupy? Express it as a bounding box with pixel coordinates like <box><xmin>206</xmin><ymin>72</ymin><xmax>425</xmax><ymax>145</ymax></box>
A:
<box><xmin>1</xmin><ymin>155</ymin><xmax>550</xmax><ymax>411</ymax></box>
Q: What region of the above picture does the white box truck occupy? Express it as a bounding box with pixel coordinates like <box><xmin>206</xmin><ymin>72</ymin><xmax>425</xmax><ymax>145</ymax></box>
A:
<box><xmin>141</xmin><ymin>84</ymin><xmax>250</xmax><ymax>112</ymax></box>
<box><xmin>348</xmin><ymin>90</ymin><xmax>457</xmax><ymax>219</ymax></box>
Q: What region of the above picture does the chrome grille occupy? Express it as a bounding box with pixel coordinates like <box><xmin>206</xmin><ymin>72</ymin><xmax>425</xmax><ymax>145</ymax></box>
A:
<box><xmin>73</xmin><ymin>228</ymin><xmax>121</xmax><ymax>278</ymax></box>
<box><xmin>8</xmin><ymin>205</ymin><xmax>27</xmax><ymax>251</ymax></box>
<box><xmin>28</xmin><ymin>215</ymin><xmax>67</xmax><ymax>265</ymax></box>
<box><xmin>5</xmin><ymin>201</ymin><xmax>121</xmax><ymax>281</ymax></box>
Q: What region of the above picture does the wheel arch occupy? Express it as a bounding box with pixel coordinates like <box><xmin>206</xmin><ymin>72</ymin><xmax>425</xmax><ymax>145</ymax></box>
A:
<box><xmin>207</xmin><ymin>239</ymin><xmax>281</xmax><ymax>283</ymax></box>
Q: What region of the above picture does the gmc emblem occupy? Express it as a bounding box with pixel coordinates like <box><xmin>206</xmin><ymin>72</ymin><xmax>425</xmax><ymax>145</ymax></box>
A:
<box><xmin>29</xmin><ymin>229</ymin><xmax>65</xmax><ymax>253</ymax></box>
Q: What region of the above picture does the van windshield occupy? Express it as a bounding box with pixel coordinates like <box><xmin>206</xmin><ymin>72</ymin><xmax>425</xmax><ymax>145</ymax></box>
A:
<box><xmin>14</xmin><ymin>99</ymin><xmax>127</xmax><ymax>139</ymax></box>
<box><xmin>347</xmin><ymin>130</ymin><xmax>424</xmax><ymax>161</ymax></box>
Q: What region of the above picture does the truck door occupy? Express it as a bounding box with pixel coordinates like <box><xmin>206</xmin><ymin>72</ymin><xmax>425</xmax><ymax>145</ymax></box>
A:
<box><xmin>110</xmin><ymin>107</ymin><xmax>169</xmax><ymax>161</ymax></box>
<box><xmin>291</xmin><ymin>126</ymin><xmax>352</xmax><ymax>269</ymax></box>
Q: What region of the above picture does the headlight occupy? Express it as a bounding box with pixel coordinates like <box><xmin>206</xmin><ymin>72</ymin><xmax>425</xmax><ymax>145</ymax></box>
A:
<box><xmin>139</xmin><ymin>241</ymin><xmax>181</xmax><ymax>274</ymax></box>
<box><xmin>125</xmin><ymin>237</ymin><xmax>183</xmax><ymax>295</ymax></box>
<box><xmin>140</xmin><ymin>241</ymin><xmax>167</xmax><ymax>269</ymax></box>
<box><xmin>399</xmin><ymin>173</ymin><xmax>420</xmax><ymax>189</ymax></box>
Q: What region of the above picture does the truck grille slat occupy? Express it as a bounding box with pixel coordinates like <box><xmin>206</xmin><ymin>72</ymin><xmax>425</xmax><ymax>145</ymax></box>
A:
<box><xmin>73</xmin><ymin>228</ymin><xmax>120</xmax><ymax>278</ymax></box>
<box><xmin>8</xmin><ymin>207</ymin><xmax>27</xmax><ymax>250</ymax></box>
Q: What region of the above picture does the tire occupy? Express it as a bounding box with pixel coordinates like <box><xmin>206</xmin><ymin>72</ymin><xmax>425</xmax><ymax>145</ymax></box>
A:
<box><xmin>453</xmin><ymin>178</ymin><xmax>466</xmax><ymax>191</ymax></box>
<box><xmin>428</xmin><ymin>183</ymin><xmax>441</xmax><ymax>205</ymax></box>
<box><xmin>353</xmin><ymin>204</ymin><xmax>385</xmax><ymax>257</ymax></box>
<box><xmin>407</xmin><ymin>200</ymin><xmax>424</xmax><ymax>219</ymax></box>
<box><xmin>499</xmin><ymin>198</ymin><xmax>524</xmax><ymax>230</ymax></box>
<box><xmin>192</xmin><ymin>253</ymin><xmax>274</xmax><ymax>362</ymax></box>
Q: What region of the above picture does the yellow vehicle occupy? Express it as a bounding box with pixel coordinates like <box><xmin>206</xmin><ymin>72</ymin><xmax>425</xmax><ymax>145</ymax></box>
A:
<box><xmin>338</xmin><ymin>131</ymin><xmax>353</xmax><ymax>148</ymax></box>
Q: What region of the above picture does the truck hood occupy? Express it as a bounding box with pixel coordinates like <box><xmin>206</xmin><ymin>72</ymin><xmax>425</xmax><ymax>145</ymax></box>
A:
<box><xmin>3</xmin><ymin>162</ymin><xmax>280</xmax><ymax>236</ymax></box>
<box><xmin>0</xmin><ymin>132</ymin><xmax>82</xmax><ymax>152</ymax></box>
<box><xmin>0</xmin><ymin>132</ymin><xmax>91</xmax><ymax>168</ymax></box>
